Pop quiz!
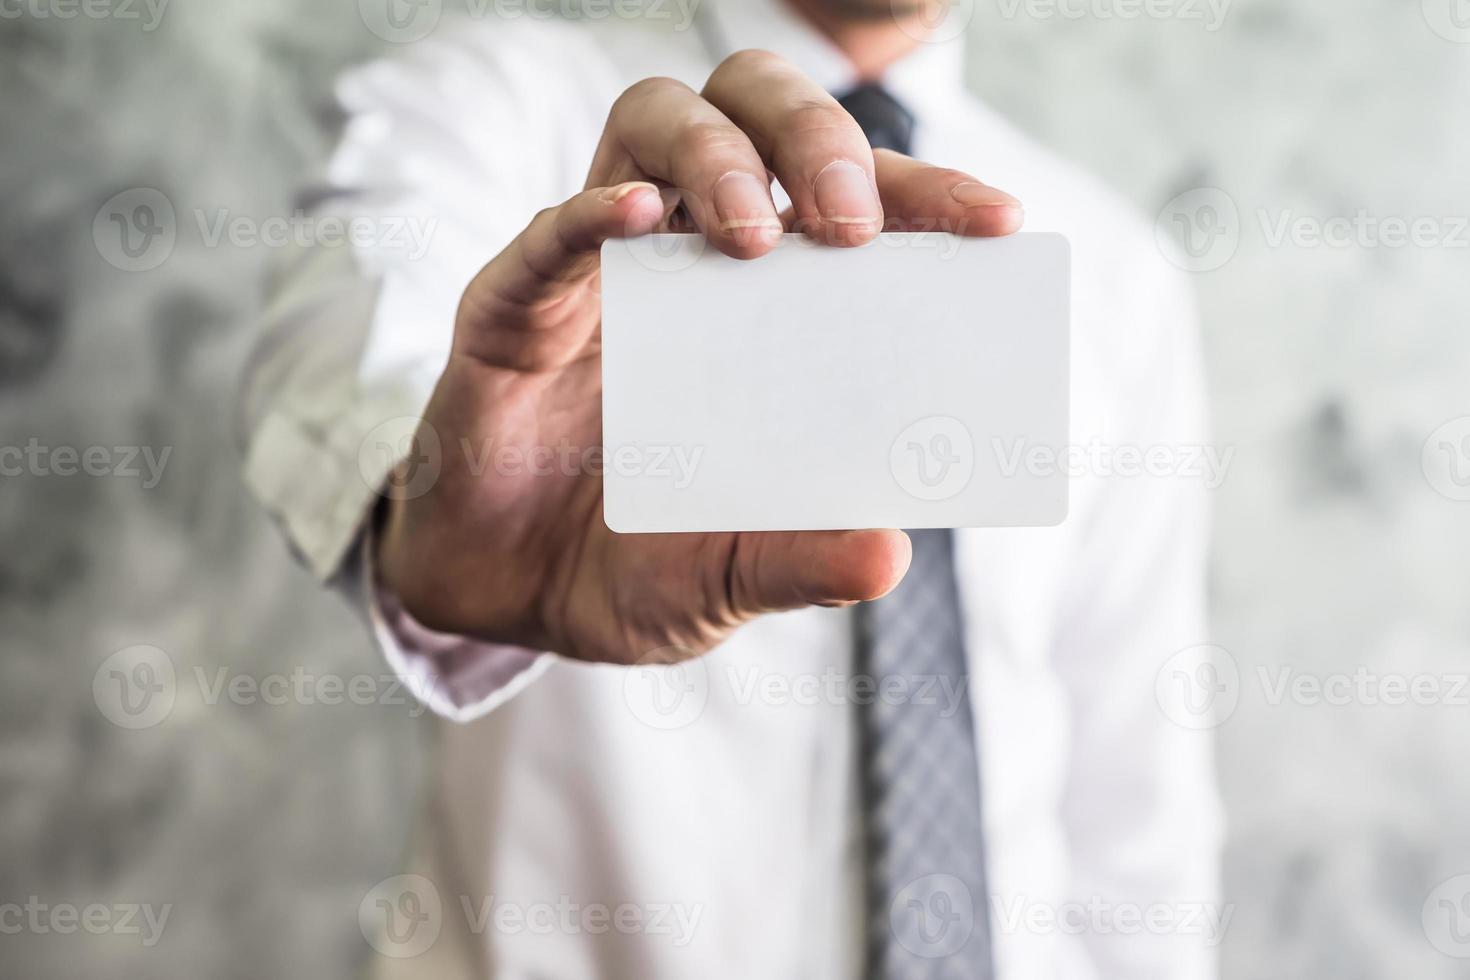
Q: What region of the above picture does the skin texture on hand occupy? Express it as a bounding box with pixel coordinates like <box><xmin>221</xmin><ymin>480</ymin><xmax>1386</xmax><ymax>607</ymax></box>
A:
<box><xmin>376</xmin><ymin>50</ymin><xmax>1023</xmax><ymax>666</ymax></box>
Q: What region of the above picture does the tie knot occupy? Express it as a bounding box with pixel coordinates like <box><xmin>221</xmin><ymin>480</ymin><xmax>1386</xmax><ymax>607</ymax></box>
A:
<box><xmin>836</xmin><ymin>83</ymin><xmax>914</xmax><ymax>156</ymax></box>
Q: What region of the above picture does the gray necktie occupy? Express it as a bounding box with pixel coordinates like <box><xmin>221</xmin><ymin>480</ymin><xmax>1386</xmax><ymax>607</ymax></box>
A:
<box><xmin>839</xmin><ymin>84</ymin><xmax>994</xmax><ymax>980</ymax></box>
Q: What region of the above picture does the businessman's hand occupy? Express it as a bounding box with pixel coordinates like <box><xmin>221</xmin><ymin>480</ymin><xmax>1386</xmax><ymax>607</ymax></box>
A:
<box><xmin>376</xmin><ymin>50</ymin><xmax>1023</xmax><ymax>664</ymax></box>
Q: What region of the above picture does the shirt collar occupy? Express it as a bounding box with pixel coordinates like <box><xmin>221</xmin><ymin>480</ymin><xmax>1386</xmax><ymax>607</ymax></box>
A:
<box><xmin>701</xmin><ymin>0</ymin><xmax>968</xmax><ymax>123</ymax></box>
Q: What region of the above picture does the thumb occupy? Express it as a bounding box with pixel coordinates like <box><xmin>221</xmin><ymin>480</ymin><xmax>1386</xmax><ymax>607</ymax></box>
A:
<box><xmin>732</xmin><ymin>529</ymin><xmax>912</xmax><ymax>614</ymax></box>
<box><xmin>453</xmin><ymin>181</ymin><xmax>667</xmax><ymax>368</ymax></box>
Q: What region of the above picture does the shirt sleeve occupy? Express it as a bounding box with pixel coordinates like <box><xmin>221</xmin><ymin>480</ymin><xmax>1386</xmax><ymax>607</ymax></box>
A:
<box><xmin>351</xmin><ymin>518</ymin><xmax>552</xmax><ymax>724</ymax></box>
<box><xmin>1049</xmin><ymin>258</ymin><xmax>1227</xmax><ymax>980</ymax></box>
<box><xmin>239</xmin><ymin>26</ymin><xmax>608</xmax><ymax>721</ymax></box>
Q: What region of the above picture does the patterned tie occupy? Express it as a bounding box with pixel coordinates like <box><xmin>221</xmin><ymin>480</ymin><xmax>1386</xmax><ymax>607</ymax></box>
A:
<box><xmin>836</xmin><ymin>82</ymin><xmax>916</xmax><ymax>154</ymax></box>
<box><xmin>839</xmin><ymin>83</ymin><xmax>995</xmax><ymax>980</ymax></box>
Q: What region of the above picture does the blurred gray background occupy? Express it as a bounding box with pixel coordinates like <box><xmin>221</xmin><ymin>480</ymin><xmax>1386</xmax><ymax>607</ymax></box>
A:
<box><xmin>3</xmin><ymin>0</ymin><xmax>1469</xmax><ymax>976</ymax></box>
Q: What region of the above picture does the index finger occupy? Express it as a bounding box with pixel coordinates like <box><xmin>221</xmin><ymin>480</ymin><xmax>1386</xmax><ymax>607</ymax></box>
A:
<box><xmin>702</xmin><ymin>50</ymin><xmax>884</xmax><ymax>247</ymax></box>
<box><xmin>591</xmin><ymin>77</ymin><xmax>784</xmax><ymax>258</ymax></box>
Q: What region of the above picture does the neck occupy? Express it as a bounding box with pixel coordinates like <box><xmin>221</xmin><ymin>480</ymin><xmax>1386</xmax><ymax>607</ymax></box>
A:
<box><xmin>782</xmin><ymin>0</ymin><xmax>930</xmax><ymax>80</ymax></box>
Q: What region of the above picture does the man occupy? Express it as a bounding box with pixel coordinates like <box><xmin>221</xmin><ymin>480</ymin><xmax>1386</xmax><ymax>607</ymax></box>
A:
<box><xmin>243</xmin><ymin>0</ymin><xmax>1223</xmax><ymax>976</ymax></box>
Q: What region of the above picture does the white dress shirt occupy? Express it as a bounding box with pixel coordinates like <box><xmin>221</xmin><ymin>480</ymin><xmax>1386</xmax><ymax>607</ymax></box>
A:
<box><xmin>241</xmin><ymin>1</ymin><xmax>1225</xmax><ymax>977</ymax></box>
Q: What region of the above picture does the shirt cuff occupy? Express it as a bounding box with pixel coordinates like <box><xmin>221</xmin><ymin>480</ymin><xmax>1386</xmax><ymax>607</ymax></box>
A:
<box><xmin>360</xmin><ymin>516</ymin><xmax>553</xmax><ymax>724</ymax></box>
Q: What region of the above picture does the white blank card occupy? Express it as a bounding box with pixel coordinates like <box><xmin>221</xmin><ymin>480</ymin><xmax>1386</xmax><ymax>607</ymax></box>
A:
<box><xmin>600</xmin><ymin>232</ymin><xmax>1070</xmax><ymax>533</ymax></box>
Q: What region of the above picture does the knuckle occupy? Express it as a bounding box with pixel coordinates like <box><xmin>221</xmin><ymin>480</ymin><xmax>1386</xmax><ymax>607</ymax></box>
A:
<box><xmin>782</xmin><ymin>99</ymin><xmax>853</xmax><ymax>139</ymax></box>
<box><xmin>670</xmin><ymin>120</ymin><xmax>746</xmax><ymax>161</ymax></box>
<box><xmin>528</xmin><ymin>205</ymin><xmax>561</xmax><ymax>236</ymax></box>
<box><xmin>612</xmin><ymin>76</ymin><xmax>690</xmax><ymax>117</ymax></box>
<box><xmin>711</xmin><ymin>47</ymin><xmax>788</xmax><ymax>81</ymax></box>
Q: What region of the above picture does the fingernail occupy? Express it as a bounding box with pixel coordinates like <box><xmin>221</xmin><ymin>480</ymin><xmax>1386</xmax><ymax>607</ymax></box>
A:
<box><xmin>813</xmin><ymin>160</ymin><xmax>880</xmax><ymax>226</ymax></box>
<box><xmin>712</xmin><ymin>171</ymin><xmax>781</xmax><ymax>246</ymax></box>
<box><xmin>602</xmin><ymin>181</ymin><xmax>659</xmax><ymax>203</ymax></box>
<box><xmin>950</xmin><ymin>181</ymin><xmax>1022</xmax><ymax>209</ymax></box>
